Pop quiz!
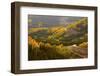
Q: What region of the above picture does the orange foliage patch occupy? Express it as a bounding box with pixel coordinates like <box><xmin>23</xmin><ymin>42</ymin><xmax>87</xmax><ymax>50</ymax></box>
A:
<box><xmin>28</xmin><ymin>36</ymin><xmax>39</xmax><ymax>48</ymax></box>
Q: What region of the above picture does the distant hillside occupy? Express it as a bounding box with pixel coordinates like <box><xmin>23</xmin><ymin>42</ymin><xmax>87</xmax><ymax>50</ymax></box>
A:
<box><xmin>28</xmin><ymin>15</ymin><xmax>84</xmax><ymax>28</ymax></box>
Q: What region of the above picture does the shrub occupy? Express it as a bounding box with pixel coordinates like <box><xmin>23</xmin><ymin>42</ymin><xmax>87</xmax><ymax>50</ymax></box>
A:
<box><xmin>79</xmin><ymin>42</ymin><xmax>88</xmax><ymax>48</ymax></box>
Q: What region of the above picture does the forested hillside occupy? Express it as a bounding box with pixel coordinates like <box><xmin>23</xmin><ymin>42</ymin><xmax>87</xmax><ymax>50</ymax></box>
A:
<box><xmin>28</xmin><ymin>18</ymin><xmax>88</xmax><ymax>60</ymax></box>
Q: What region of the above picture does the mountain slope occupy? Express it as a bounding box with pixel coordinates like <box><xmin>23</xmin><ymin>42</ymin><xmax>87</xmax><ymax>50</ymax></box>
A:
<box><xmin>28</xmin><ymin>18</ymin><xmax>88</xmax><ymax>60</ymax></box>
<box><xmin>29</xmin><ymin>18</ymin><xmax>88</xmax><ymax>46</ymax></box>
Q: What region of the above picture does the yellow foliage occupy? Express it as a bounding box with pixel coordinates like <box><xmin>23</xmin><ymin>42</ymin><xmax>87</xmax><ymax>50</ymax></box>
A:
<box><xmin>45</xmin><ymin>43</ymin><xmax>51</xmax><ymax>48</ymax></box>
<box><xmin>79</xmin><ymin>42</ymin><xmax>88</xmax><ymax>48</ymax></box>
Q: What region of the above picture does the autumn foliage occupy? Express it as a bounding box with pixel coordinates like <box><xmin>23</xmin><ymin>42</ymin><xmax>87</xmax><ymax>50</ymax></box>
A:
<box><xmin>28</xmin><ymin>18</ymin><xmax>88</xmax><ymax>60</ymax></box>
